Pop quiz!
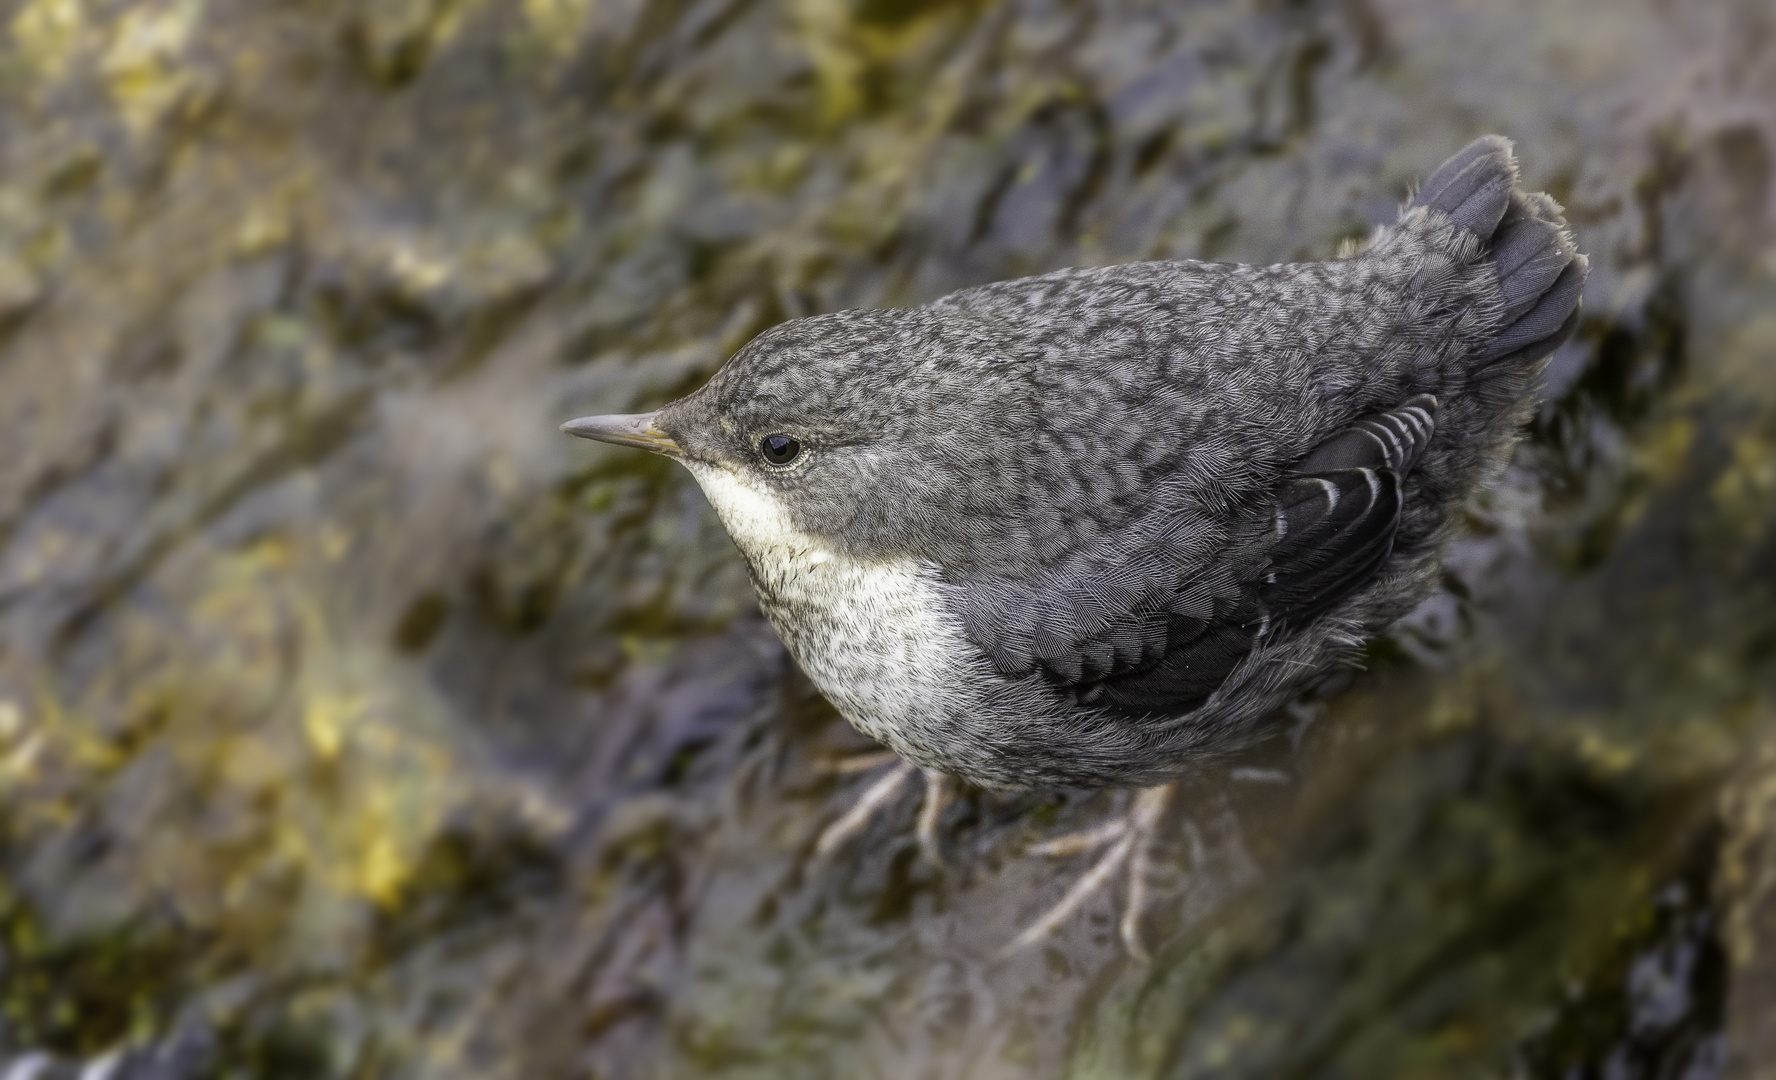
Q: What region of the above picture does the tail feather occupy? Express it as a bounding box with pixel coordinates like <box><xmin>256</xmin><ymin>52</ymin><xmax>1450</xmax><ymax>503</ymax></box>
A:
<box><xmin>1407</xmin><ymin>135</ymin><xmax>1589</xmax><ymax>365</ymax></box>
<box><xmin>1410</xmin><ymin>134</ymin><xmax>1516</xmax><ymax>236</ymax></box>
<box><xmin>1492</xmin><ymin>215</ymin><xmax>1567</xmax><ymax>323</ymax></box>
<box><xmin>1491</xmin><ymin>258</ymin><xmax>1586</xmax><ymax>357</ymax></box>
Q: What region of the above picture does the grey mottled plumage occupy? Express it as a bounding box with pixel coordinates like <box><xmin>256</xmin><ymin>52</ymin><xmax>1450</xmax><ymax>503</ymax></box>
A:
<box><xmin>564</xmin><ymin>136</ymin><xmax>1588</xmax><ymax>790</ymax></box>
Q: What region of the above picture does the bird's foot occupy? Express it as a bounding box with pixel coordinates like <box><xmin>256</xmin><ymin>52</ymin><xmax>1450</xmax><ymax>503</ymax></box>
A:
<box><xmin>1001</xmin><ymin>783</ymin><xmax>1178</xmax><ymax>962</ymax></box>
<box><xmin>813</xmin><ymin>753</ymin><xmax>954</xmax><ymax>868</ymax></box>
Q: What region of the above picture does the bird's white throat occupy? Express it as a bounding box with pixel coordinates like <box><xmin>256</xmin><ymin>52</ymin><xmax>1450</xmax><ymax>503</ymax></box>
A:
<box><xmin>681</xmin><ymin>461</ymin><xmax>971</xmax><ymax>763</ymax></box>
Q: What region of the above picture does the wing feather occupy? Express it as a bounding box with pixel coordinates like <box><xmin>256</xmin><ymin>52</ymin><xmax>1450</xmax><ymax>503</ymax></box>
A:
<box><xmin>951</xmin><ymin>396</ymin><xmax>1439</xmax><ymax>715</ymax></box>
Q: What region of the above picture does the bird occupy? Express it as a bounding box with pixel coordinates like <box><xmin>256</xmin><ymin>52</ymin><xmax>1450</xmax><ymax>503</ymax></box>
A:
<box><xmin>562</xmin><ymin>135</ymin><xmax>1588</xmax><ymax>955</ymax></box>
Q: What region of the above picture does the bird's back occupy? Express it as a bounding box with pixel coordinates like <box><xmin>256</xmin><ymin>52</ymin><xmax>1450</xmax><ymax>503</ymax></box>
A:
<box><xmin>915</xmin><ymin>135</ymin><xmax>1587</xmax><ymax>787</ymax></box>
<box><xmin>929</xmin><ymin>137</ymin><xmax>1580</xmax><ymax>504</ymax></box>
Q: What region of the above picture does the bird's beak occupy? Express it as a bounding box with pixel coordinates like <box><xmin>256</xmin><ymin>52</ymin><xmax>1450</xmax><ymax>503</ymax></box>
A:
<box><xmin>559</xmin><ymin>411</ymin><xmax>683</xmax><ymax>457</ymax></box>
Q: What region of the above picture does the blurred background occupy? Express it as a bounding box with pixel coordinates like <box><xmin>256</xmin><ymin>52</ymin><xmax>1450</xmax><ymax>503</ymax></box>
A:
<box><xmin>0</xmin><ymin>0</ymin><xmax>1772</xmax><ymax>1077</ymax></box>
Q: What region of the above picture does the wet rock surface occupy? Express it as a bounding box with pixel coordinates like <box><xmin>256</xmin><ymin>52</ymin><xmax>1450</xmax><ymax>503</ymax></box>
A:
<box><xmin>1721</xmin><ymin>734</ymin><xmax>1776</xmax><ymax>1080</ymax></box>
<box><xmin>0</xmin><ymin>0</ymin><xmax>1772</xmax><ymax>1077</ymax></box>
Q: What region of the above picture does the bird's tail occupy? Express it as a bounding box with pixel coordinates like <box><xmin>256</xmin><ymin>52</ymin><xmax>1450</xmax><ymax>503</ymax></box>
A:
<box><xmin>1406</xmin><ymin>135</ymin><xmax>1588</xmax><ymax>366</ymax></box>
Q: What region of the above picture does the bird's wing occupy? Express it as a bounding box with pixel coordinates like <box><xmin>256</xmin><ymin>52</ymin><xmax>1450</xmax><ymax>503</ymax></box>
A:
<box><xmin>951</xmin><ymin>396</ymin><xmax>1437</xmax><ymax>714</ymax></box>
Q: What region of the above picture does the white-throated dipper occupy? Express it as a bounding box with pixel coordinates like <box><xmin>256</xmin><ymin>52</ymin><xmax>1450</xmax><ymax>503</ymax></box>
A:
<box><xmin>564</xmin><ymin>136</ymin><xmax>1587</xmax><ymax>951</ymax></box>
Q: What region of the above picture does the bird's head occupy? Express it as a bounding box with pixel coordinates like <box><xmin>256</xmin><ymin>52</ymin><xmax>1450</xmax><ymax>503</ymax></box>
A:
<box><xmin>563</xmin><ymin>308</ymin><xmax>1064</xmax><ymax>572</ymax></box>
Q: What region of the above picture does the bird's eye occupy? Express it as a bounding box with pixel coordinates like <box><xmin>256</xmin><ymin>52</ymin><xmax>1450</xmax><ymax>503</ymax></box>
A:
<box><xmin>759</xmin><ymin>433</ymin><xmax>802</xmax><ymax>466</ymax></box>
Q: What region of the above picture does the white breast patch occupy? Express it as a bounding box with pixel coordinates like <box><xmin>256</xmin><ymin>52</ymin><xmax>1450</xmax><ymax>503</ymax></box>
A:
<box><xmin>682</xmin><ymin>461</ymin><xmax>972</xmax><ymax>765</ymax></box>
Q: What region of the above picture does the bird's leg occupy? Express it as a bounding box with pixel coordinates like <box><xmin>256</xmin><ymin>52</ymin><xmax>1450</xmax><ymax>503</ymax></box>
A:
<box><xmin>814</xmin><ymin>758</ymin><xmax>915</xmax><ymax>856</ymax></box>
<box><xmin>1118</xmin><ymin>784</ymin><xmax>1176</xmax><ymax>961</ymax></box>
<box><xmin>813</xmin><ymin>755</ymin><xmax>955</xmax><ymax>868</ymax></box>
<box><xmin>823</xmin><ymin>749</ymin><xmax>900</xmax><ymax>775</ymax></box>
<box><xmin>916</xmin><ymin>769</ymin><xmax>954</xmax><ymax>869</ymax></box>
<box><xmin>1003</xmin><ymin>783</ymin><xmax>1178</xmax><ymax>961</ymax></box>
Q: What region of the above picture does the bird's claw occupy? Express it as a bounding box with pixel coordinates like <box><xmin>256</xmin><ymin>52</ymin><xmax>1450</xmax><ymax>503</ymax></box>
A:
<box><xmin>812</xmin><ymin>755</ymin><xmax>954</xmax><ymax>870</ymax></box>
<box><xmin>813</xmin><ymin>762</ymin><xmax>1181</xmax><ymax>960</ymax></box>
<box><xmin>813</xmin><ymin>758</ymin><xmax>916</xmax><ymax>857</ymax></box>
<box><xmin>916</xmin><ymin>770</ymin><xmax>954</xmax><ymax>869</ymax></box>
<box><xmin>1002</xmin><ymin>783</ymin><xmax>1178</xmax><ymax>962</ymax></box>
